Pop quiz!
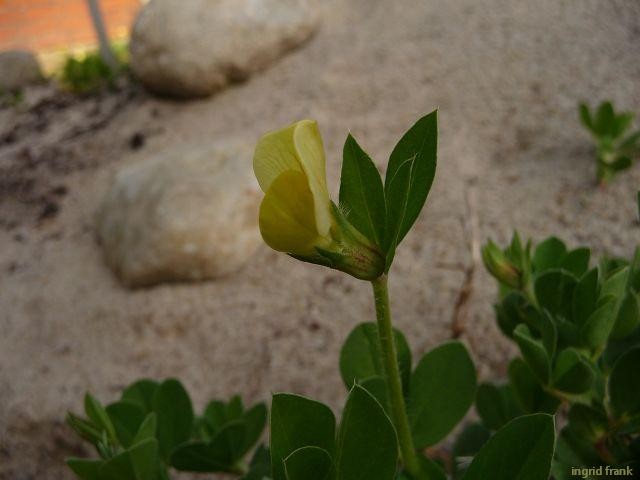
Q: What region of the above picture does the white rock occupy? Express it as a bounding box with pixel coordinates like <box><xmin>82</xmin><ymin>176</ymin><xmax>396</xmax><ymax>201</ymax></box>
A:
<box><xmin>98</xmin><ymin>142</ymin><xmax>261</xmax><ymax>287</ymax></box>
<box><xmin>0</xmin><ymin>50</ymin><xmax>42</xmax><ymax>91</ymax></box>
<box><xmin>130</xmin><ymin>0</ymin><xmax>320</xmax><ymax>97</ymax></box>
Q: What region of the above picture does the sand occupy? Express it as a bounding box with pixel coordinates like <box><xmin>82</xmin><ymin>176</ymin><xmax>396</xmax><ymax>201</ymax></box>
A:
<box><xmin>1</xmin><ymin>1</ymin><xmax>639</xmax><ymax>478</ymax></box>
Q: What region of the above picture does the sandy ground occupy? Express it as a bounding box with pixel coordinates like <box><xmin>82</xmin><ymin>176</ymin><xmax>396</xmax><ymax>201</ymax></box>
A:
<box><xmin>1</xmin><ymin>0</ymin><xmax>640</xmax><ymax>478</ymax></box>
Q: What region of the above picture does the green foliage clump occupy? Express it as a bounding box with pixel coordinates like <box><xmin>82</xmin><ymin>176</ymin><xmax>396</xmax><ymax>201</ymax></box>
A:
<box><xmin>579</xmin><ymin>101</ymin><xmax>640</xmax><ymax>184</ymax></box>
<box><xmin>66</xmin><ymin>379</ymin><xmax>268</xmax><ymax>479</ymax></box>
<box><xmin>478</xmin><ymin>221</ymin><xmax>640</xmax><ymax>478</ymax></box>
<box><xmin>60</xmin><ymin>43</ymin><xmax>128</xmax><ymax>93</ymax></box>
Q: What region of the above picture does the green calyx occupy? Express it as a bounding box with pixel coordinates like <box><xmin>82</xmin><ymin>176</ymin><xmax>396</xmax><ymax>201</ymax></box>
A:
<box><xmin>291</xmin><ymin>203</ymin><xmax>385</xmax><ymax>281</ymax></box>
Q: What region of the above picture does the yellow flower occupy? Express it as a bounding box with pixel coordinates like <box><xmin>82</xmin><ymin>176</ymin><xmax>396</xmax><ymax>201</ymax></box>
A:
<box><xmin>253</xmin><ymin>120</ymin><xmax>384</xmax><ymax>280</ymax></box>
<box><xmin>254</xmin><ymin>120</ymin><xmax>331</xmax><ymax>256</ymax></box>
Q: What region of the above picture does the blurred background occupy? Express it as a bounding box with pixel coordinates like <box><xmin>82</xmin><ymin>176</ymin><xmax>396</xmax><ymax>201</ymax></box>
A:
<box><xmin>0</xmin><ymin>0</ymin><xmax>639</xmax><ymax>478</ymax></box>
<box><xmin>0</xmin><ymin>0</ymin><xmax>142</xmax><ymax>71</ymax></box>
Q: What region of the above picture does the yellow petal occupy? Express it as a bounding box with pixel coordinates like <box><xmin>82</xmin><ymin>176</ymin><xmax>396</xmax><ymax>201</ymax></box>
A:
<box><xmin>253</xmin><ymin>122</ymin><xmax>303</xmax><ymax>193</ymax></box>
<box><xmin>259</xmin><ymin>170</ymin><xmax>328</xmax><ymax>255</ymax></box>
<box><xmin>253</xmin><ymin>120</ymin><xmax>331</xmax><ymax>237</ymax></box>
<box><xmin>293</xmin><ymin>120</ymin><xmax>331</xmax><ymax>236</ymax></box>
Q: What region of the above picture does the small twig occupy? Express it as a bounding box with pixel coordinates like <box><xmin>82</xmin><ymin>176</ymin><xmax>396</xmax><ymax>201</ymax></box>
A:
<box><xmin>451</xmin><ymin>178</ymin><xmax>481</xmax><ymax>338</ymax></box>
<box><xmin>85</xmin><ymin>0</ymin><xmax>119</xmax><ymax>71</ymax></box>
<box><xmin>451</xmin><ymin>264</ymin><xmax>474</xmax><ymax>339</ymax></box>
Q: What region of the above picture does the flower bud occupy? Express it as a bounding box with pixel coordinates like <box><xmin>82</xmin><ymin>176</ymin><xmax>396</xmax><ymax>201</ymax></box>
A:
<box><xmin>482</xmin><ymin>240</ymin><xmax>522</xmax><ymax>289</ymax></box>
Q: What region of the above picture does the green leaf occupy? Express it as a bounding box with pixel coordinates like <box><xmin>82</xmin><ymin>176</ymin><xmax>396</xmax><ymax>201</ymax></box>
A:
<box><xmin>417</xmin><ymin>455</ymin><xmax>447</xmax><ymax>480</ymax></box>
<box><xmin>538</xmin><ymin>311</ymin><xmax>557</xmax><ymax>358</ymax></box>
<box><xmin>270</xmin><ymin>393</ymin><xmax>336</xmax><ymax>480</ymax></box>
<box><xmin>452</xmin><ymin>423</ymin><xmax>491</xmax><ymax>479</ymax></box>
<box><xmin>106</xmin><ymin>401</ymin><xmax>146</xmax><ymax>448</ymax></box>
<box><xmin>532</xmin><ymin>237</ymin><xmax>566</xmax><ymax>272</ymax></box>
<box><xmin>125</xmin><ymin>438</ymin><xmax>161</xmax><ymax>480</ymax></box>
<box><xmin>552</xmin><ymin>427</ymin><xmax>601</xmax><ymax>478</ymax></box>
<box><xmin>609</xmin><ymin>347</ymin><xmax>640</xmax><ymax>417</ymax></box>
<box><xmin>339</xmin><ymin>133</ymin><xmax>386</xmax><ymax>247</ymax></box>
<box><xmin>122</xmin><ymin>379</ymin><xmax>159</xmax><ymax>414</ymax></box>
<box><xmin>67</xmin><ymin>458</ymin><xmax>104</xmax><ymax>480</ymax></box>
<box><xmin>152</xmin><ymin>379</ymin><xmax>194</xmax><ymax>461</ymax></box>
<box><xmin>67</xmin><ymin>412</ymin><xmax>103</xmax><ymax>446</ymax></box>
<box><xmin>628</xmin><ymin>247</ymin><xmax>640</xmax><ymax>291</ymax></box>
<box><xmin>475</xmin><ymin>383</ymin><xmax>522</xmax><ymax>430</ymax></box>
<box><xmin>613</xmin><ymin>112</ymin><xmax>634</xmax><ymax>138</ymax></box>
<box><xmin>567</xmin><ymin>405</ymin><xmax>608</xmax><ymax>442</ymax></box>
<box><xmin>204</xmin><ymin>400</ymin><xmax>229</xmax><ymax>433</ymax></box>
<box><xmin>453</xmin><ymin>422</ymin><xmax>491</xmax><ymax>459</ymax></box>
<box><xmin>383</xmin><ymin>159</ymin><xmax>412</xmax><ymax>270</ymax></box>
<box><xmin>228</xmin><ymin>395</ymin><xmax>244</xmax><ymax>420</ymax></box>
<box><xmin>602</xmin><ymin>323</ymin><xmax>640</xmax><ymax>371</ymax></box>
<box><xmin>197</xmin><ymin>399</ymin><xmax>266</xmax><ymax>455</ymax></box>
<box><xmin>100</xmin><ymin>438</ymin><xmax>160</xmax><ymax>480</ymax></box>
<box><xmin>462</xmin><ymin>414</ymin><xmax>555</xmax><ymax>480</ymax></box>
<box><xmin>579</xmin><ymin>103</ymin><xmax>594</xmax><ymax>132</ymax></box>
<box><xmin>561</xmin><ymin>248</ymin><xmax>590</xmax><ymax>278</ymax></box>
<box><xmin>595</xmin><ymin>101</ymin><xmax>615</xmax><ymax>137</ymax></box>
<box><xmin>601</xmin><ymin>266</ymin><xmax>629</xmax><ymax>299</ymax></box>
<box><xmin>572</xmin><ymin>268</ymin><xmax>599</xmax><ymax>326</ymax></box>
<box><xmin>358</xmin><ymin>376</ymin><xmax>389</xmax><ymax>413</ymax></box>
<box><xmin>612</xmin><ymin>290</ymin><xmax>640</xmax><ymax>339</ymax></box>
<box><xmin>200</xmin><ymin>396</ymin><xmax>246</xmax><ymax>438</ymax></box>
<box><xmin>84</xmin><ymin>393</ymin><xmax>118</xmax><ymax>445</ymax></box>
<box><xmin>508</xmin><ymin>358</ymin><xmax>559</xmax><ymax>414</ymax></box>
<box><xmin>240</xmin><ymin>403</ymin><xmax>268</xmax><ymax>456</ymax></box>
<box><xmin>580</xmin><ymin>296</ymin><xmax>616</xmax><ymax>350</ymax></box>
<box><xmin>600</xmin><ymin>257</ymin><xmax>629</xmax><ymax>279</ymax></box>
<box><xmin>132</xmin><ymin>413</ymin><xmax>157</xmax><ymax>445</ymax></box>
<box><xmin>408</xmin><ymin>341</ymin><xmax>477</xmax><ymax>448</ymax></box>
<box><xmin>383</xmin><ymin>111</ymin><xmax>438</xmax><ymax>267</ymax></box>
<box><xmin>551</xmin><ymin>349</ymin><xmax>594</xmax><ymax>395</ymax></box>
<box><xmin>397</xmin><ymin>457</ymin><xmax>446</xmax><ymax>480</ymax></box>
<box><xmin>242</xmin><ymin>445</ymin><xmax>271</xmax><ymax>480</ymax></box>
<box><xmin>335</xmin><ymin>385</ymin><xmax>397</xmax><ymax>480</ymax></box>
<box><xmin>554</xmin><ymin>320</ymin><xmax>581</xmax><ymax>352</ymax></box>
<box><xmin>339</xmin><ymin>322</ymin><xmax>411</xmax><ymax>393</ymax></box>
<box><xmin>620</xmin><ymin>130</ymin><xmax>640</xmax><ymax>153</ymax></box>
<box><xmin>534</xmin><ymin>270</ymin><xmax>577</xmax><ymax>320</ymax></box>
<box><xmin>210</xmin><ymin>421</ymin><xmax>248</xmax><ymax>463</ymax></box>
<box><xmin>171</xmin><ymin>422</ymin><xmax>246</xmax><ymax>472</ymax></box>
<box><xmin>513</xmin><ymin>324</ymin><xmax>551</xmax><ymax>385</ymax></box>
<box><xmin>495</xmin><ymin>292</ymin><xmax>529</xmax><ymax>338</ymax></box>
<box><xmin>610</xmin><ymin>155</ymin><xmax>632</xmax><ymax>171</ymax></box>
<box><xmin>284</xmin><ymin>446</ymin><xmax>333</xmax><ymax>480</ymax></box>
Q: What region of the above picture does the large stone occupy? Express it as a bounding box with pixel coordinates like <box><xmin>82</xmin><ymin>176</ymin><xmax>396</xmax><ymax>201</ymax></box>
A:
<box><xmin>98</xmin><ymin>143</ymin><xmax>261</xmax><ymax>287</ymax></box>
<box><xmin>130</xmin><ymin>0</ymin><xmax>320</xmax><ymax>97</ymax></box>
<box><xmin>0</xmin><ymin>50</ymin><xmax>42</xmax><ymax>91</ymax></box>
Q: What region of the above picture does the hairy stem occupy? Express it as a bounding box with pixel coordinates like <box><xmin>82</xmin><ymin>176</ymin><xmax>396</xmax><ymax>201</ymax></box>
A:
<box><xmin>371</xmin><ymin>275</ymin><xmax>427</xmax><ymax>479</ymax></box>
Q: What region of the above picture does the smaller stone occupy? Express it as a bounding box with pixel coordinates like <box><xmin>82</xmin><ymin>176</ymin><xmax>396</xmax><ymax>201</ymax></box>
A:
<box><xmin>130</xmin><ymin>0</ymin><xmax>320</xmax><ymax>97</ymax></box>
<box><xmin>0</xmin><ymin>50</ymin><xmax>43</xmax><ymax>92</ymax></box>
<box><xmin>97</xmin><ymin>142</ymin><xmax>261</xmax><ymax>287</ymax></box>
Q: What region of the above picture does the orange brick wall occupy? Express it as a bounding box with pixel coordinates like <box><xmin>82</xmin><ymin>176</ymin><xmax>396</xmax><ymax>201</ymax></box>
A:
<box><xmin>0</xmin><ymin>0</ymin><xmax>142</xmax><ymax>52</ymax></box>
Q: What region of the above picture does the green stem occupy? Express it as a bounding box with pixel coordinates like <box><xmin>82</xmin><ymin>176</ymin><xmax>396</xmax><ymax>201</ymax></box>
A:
<box><xmin>371</xmin><ymin>275</ymin><xmax>427</xmax><ymax>480</ymax></box>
